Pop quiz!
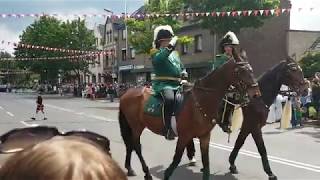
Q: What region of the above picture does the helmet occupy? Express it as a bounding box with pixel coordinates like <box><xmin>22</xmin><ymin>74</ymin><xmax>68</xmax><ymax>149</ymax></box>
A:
<box><xmin>220</xmin><ymin>31</ymin><xmax>239</xmax><ymax>46</ymax></box>
<box><xmin>153</xmin><ymin>25</ymin><xmax>174</xmax><ymax>48</ymax></box>
<box><xmin>219</xmin><ymin>31</ymin><xmax>239</xmax><ymax>53</ymax></box>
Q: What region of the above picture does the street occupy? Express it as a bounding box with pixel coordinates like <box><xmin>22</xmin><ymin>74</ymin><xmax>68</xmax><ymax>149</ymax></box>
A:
<box><xmin>0</xmin><ymin>93</ymin><xmax>319</xmax><ymax>180</ymax></box>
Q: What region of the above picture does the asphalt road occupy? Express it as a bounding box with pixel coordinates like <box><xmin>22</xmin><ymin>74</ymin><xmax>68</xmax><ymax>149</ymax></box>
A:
<box><xmin>0</xmin><ymin>92</ymin><xmax>319</xmax><ymax>180</ymax></box>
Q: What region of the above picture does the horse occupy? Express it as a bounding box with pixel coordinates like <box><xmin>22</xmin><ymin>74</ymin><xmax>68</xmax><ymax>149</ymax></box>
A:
<box><xmin>118</xmin><ymin>58</ymin><xmax>261</xmax><ymax>180</ymax></box>
<box><xmin>187</xmin><ymin>57</ymin><xmax>306</xmax><ymax>180</ymax></box>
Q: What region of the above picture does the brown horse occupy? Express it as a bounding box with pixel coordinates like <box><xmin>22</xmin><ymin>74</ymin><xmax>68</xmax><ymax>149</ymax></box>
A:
<box><xmin>187</xmin><ymin>58</ymin><xmax>307</xmax><ymax>180</ymax></box>
<box><xmin>118</xmin><ymin>59</ymin><xmax>260</xmax><ymax>180</ymax></box>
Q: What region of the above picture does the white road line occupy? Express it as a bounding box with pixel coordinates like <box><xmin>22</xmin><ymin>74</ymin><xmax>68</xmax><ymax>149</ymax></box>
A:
<box><xmin>0</xmin><ymin>106</ymin><xmax>4</xmax><ymax>110</ymax></box>
<box><xmin>20</xmin><ymin>121</ymin><xmax>39</xmax><ymax>127</ymax></box>
<box><xmin>6</xmin><ymin>111</ymin><xmax>14</xmax><ymax>117</ymax></box>
<box><xmin>84</xmin><ymin>114</ymin><xmax>117</xmax><ymax>122</ymax></box>
<box><xmin>193</xmin><ymin>139</ymin><xmax>320</xmax><ymax>173</ymax></box>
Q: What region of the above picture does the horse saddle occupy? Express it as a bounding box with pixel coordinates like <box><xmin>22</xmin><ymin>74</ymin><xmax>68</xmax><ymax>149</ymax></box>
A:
<box><xmin>143</xmin><ymin>88</ymin><xmax>184</xmax><ymax>118</ymax></box>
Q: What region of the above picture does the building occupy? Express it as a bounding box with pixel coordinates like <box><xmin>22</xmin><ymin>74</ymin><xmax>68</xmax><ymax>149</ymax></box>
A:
<box><xmin>85</xmin><ymin>24</ymin><xmax>105</xmax><ymax>84</ymax></box>
<box><xmin>101</xmin><ymin>0</ymin><xmax>320</xmax><ymax>84</ymax></box>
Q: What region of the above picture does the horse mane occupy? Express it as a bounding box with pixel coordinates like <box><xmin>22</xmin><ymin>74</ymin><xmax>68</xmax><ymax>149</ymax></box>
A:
<box><xmin>195</xmin><ymin>59</ymin><xmax>234</xmax><ymax>87</ymax></box>
<box><xmin>258</xmin><ymin>60</ymin><xmax>289</xmax><ymax>106</ymax></box>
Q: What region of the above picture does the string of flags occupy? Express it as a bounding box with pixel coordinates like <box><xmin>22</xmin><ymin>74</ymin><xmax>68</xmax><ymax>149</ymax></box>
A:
<box><xmin>0</xmin><ymin>54</ymin><xmax>103</xmax><ymax>62</ymax></box>
<box><xmin>0</xmin><ymin>8</ymin><xmax>299</xmax><ymax>19</ymax></box>
<box><xmin>0</xmin><ymin>40</ymin><xmax>115</xmax><ymax>55</ymax></box>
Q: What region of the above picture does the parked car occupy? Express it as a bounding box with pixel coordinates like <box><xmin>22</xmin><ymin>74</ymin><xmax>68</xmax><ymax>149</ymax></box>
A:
<box><xmin>0</xmin><ymin>84</ymin><xmax>7</xmax><ymax>92</ymax></box>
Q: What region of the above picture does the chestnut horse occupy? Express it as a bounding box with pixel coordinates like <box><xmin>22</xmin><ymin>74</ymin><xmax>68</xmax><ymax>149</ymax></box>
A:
<box><xmin>118</xmin><ymin>59</ymin><xmax>260</xmax><ymax>180</ymax></box>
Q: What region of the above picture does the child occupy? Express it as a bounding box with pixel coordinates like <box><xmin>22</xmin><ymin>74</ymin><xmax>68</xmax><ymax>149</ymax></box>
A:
<box><xmin>31</xmin><ymin>96</ymin><xmax>47</xmax><ymax>120</ymax></box>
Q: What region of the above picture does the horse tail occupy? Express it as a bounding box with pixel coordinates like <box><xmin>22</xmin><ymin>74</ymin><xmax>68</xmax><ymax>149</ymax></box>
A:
<box><xmin>118</xmin><ymin>109</ymin><xmax>133</xmax><ymax>148</ymax></box>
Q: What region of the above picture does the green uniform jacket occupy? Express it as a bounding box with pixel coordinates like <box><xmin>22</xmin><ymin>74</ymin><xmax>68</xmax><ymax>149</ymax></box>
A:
<box><xmin>151</xmin><ymin>48</ymin><xmax>183</xmax><ymax>94</ymax></box>
<box><xmin>210</xmin><ymin>53</ymin><xmax>229</xmax><ymax>71</ymax></box>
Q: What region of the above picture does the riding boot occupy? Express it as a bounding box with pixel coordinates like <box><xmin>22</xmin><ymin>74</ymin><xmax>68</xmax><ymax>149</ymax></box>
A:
<box><xmin>164</xmin><ymin>114</ymin><xmax>175</xmax><ymax>140</ymax></box>
<box><xmin>220</xmin><ymin>104</ymin><xmax>233</xmax><ymax>133</ymax></box>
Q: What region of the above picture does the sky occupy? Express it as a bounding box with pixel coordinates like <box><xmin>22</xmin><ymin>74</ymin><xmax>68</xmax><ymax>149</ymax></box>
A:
<box><xmin>0</xmin><ymin>0</ymin><xmax>320</xmax><ymax>54</ymax></box>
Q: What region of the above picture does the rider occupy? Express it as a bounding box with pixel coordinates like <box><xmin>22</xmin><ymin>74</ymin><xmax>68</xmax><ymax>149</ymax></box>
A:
<box><xmin>151</xmin><ymin>25</ymin><xmax>187</xmax><ymax>140</ymax></box>
<box><xmin>211</xmin><ymin>31</ymin><xmax>240</xmax><ymax>133</ymax></box>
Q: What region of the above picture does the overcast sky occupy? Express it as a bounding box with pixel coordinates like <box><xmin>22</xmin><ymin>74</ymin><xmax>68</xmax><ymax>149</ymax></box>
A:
<box><xmin>0</xmin><ymin>0</ymin><xmax>320</xmax><ymax>54</ymax></box>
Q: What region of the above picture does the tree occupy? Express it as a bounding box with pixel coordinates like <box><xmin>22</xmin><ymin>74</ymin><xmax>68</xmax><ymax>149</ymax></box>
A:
<box><xmin>184</xmin><ymin>0</ymin><xmax>280</xmax><ymax>34</ymax></box>
<box><xmin>299</xmin><ymin>52</ymin><xmax>320</xmax><ymax>78</ymax></box>
<box><xmin>14</xmin><ymin>16</ymin><xmax>95</xmax><ymax>84</ymax></box>
<box><xmin>128</xmin><ymin>0</ymin><xmax>194</xmax><ymax>54</ymax></box>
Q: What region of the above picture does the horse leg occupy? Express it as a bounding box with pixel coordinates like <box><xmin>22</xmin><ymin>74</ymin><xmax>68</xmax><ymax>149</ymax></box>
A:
<box><xmin>229</xmin><ymin>129</ymin><xmax>250</xmax><ymax>174</ymax></box>
<box><xmin>132</xmin><ymin>137</ymin><xmax>152</xmax><ymax>180</ymax></box>
<box><xmin>199</xmin><ymin>133</ymin><xmax>211</xmax><ymax>180</ymax></box>
<box><xmin>164</xmin><ymin>138</ymin><xmax>188</xmax><ymax>180</ymax></box>
<box><xmin>186</xmin><ymin>139</ymin><xmax>196</xmax><ymax>166</ymax></box>
<box><xmin>125</xmin><ymin>143</ymin><xmax>136</xmax><ymax>176</ymax></box>
<box><xmin>251</xmin><ymin>127</ymin><xmax>277</xmax><ymax>180</ymax></box>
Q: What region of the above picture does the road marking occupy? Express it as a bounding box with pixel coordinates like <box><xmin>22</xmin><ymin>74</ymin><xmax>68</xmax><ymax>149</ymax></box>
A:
<box><xmin>193</xmin><ymin>139</ymin><xmax>320</xmax><ymax>173</ymax></box>
<box><xmin>45</xmin><ymin>103</ymin><xmax>116</xmax><ymax>122</ymax></box>
<box><xmin>46</xmin><ymin>104</ymin><xmax>75</xmax><ymax>113</ymax></box>
<box><xmin>20</xmin><ymin>121</ymin><xmax>39</xmax><ymax>127</ymax></box>
<box><xmin>0</xmin><ymin>106</ymin><xmax>3</xmax><ymax>110</ymax></box>
<box><xmin>6</xmin><ymin>111</ymin><xmax>14</xmax><ymax>117</ymax></box>
<box><xmin>84</xmin><ymin>114</ymin><xmax>117</xmax><ymax>122</ymax></box>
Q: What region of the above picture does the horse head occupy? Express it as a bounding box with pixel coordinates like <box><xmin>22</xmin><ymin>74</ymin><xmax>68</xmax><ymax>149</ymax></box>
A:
<box><xmin>280</xmin><ymin>57</ymin><xmax>306</xmax><ymax>96</ymax></box>
<box><xmin>229</xmin><ymin>60</ymin><xmax>261</xmax><ymax>99</ymax></box>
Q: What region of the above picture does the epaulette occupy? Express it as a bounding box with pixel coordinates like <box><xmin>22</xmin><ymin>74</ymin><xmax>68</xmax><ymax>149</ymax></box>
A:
<box><xmin>149</xmin><ymin>48</ymin><xmax>159</xmax><ymax>56</ymax></box>
<box><xmin>216</xmin><ymin>54</ymin><xmax>222</xmax><ymax>57</ymax></box>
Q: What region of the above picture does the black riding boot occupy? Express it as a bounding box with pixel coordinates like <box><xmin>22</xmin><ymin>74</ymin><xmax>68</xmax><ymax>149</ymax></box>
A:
<box><xmin>219</xmin><ymin>102</ymin><xmax>233</xmax><ymax>133</ymax></box>
<box><xmin>162</xmin><ymin>89</ymin><xmax>176</xmax><ymax>140</ymax></box>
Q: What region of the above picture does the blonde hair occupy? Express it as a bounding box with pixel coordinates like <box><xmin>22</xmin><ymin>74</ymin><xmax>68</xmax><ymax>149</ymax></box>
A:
<box><xmin>0</xmin><ymin>136</ymin><xmax>127</xmax><ymax>180</ymax></box>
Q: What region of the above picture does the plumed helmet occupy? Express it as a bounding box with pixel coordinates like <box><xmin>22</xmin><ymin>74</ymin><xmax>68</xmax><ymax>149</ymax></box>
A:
<box><xmin>220</xmin><ymin>31</ymin><xmax>240</xmax><ymax>46</ymax></box>
<box><xmin>153</xmin><ymin>25</ymin><xmax>174</xmax><ymax>48</ymax></box>
<box><xmin>219</xmin><ymin>31</ymin><xmax>240</xmax><ymax>53</ymax></box>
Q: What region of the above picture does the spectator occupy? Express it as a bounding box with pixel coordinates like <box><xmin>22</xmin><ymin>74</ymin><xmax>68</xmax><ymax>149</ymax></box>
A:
<box><xmin>301</xmin><ymin>79</ymin><xmax>312</xmax><ymax>121</ymax></box>
<box><xmin>0</xmin><ymin>137</ymin><xmax>127</xmax><ymax>180</ymax></box>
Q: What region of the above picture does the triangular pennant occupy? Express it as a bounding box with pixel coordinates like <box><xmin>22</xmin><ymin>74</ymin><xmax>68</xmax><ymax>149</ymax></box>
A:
<box><xmin>216</xmin><ymin>12</ymin><xmax>220</xmax><ymax>16</ymax></box>
<box><xmin>232</xmin><ymin>11</ymin><xmax>237</xmax><ymax>16</ymax></box>
<box><xmin>227</xmin><ymin>11</ymin><xmax>231</xmax><ymax>16</ymax></box>
<box><xmin>265</xmin><ymin>9</ymin><xmax>270</xmax><ymax>16</ymax></box>
<box><xmin>259</xmin><ymin>10</ymin><xmax>264</xmax><ymax>15</ymax></box>
<box><xmin>206</xmin><ymin>12</ymin><xmax>210</xmax><ymax>16</ymax></box>
<box><xmin>248</xmin><ymin>10</ymin><xmax>252</xmax><ymax>16</ymax></box>
<box><xmin>211</xmin><ymin>12</ymin><xmax>216</xmax><ymax>16</ymax></box>
<box><xmin>237</xmin><ymin>11</ymin><xmax>241</xmax><ymax>16</ymax></box>
<box><xmin>221</xmin><ymin>12</ymin><xmax>226</xmax><ymax>17</ymax></box>
<box><xmin>270</xmin><ymin>9</ymin><xmax>275</xmax><ymax>15</ymax></box>
<box><xmin>254</xmin><ymin>10</ymin><xmax>259</xmax><ymax>16</ymax></box>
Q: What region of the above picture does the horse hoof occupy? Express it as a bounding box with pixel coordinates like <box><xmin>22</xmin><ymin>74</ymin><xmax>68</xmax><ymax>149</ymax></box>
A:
<box><xmin>189</xmin><ymin>157</ymin><xmax>197</xmax><ymax>167</ymax></box>
<box><xmin>144</xmin><ymin>175</ymin><xmax>153</xmax><ymax>180</ymax></box>
<box><xmin>229</xmin><ymin>165</ymin><xmax>238</xmax><ymax>174</ymax></box>
<box><xmin>127</xmin><ymin>169</ymin><xmax>137</xmax><ymax>176</ymax></box>
<box><xmin>269</xmin><ymin>174</ymin><xmax>278</xmax><ymax>180</ymax></box>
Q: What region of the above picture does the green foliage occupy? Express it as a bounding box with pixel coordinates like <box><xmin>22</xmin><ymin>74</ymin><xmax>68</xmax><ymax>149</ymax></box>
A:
<box><xmin>299</xmin><ymin>52</ymin><xmax>320</xmax><ymax>78</ymax></box>
<box><xmin>14</xmin><ymin>16</ymin><xmax>95</xmax><ymax>83</ymax></box>
<box><xmin>184</xmin><ymin>0</ymin><xmax>280</xmax><ymax>34</ymax></box>
<box><xmin>128</xmin><ymin>0</ymin><xmax>193</xmax><ymax>54</ymax></box>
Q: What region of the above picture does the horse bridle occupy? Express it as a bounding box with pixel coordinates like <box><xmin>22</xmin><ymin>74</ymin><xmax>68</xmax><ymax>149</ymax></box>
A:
<box><xmin>191</xmin><ymin>62</ymin><xmax>258</xmax><ymax>123</ymax></box>
<box><xmin>284</xmin><ymin>62</ymin><xmax>305</xmax><ymax>94</ymax></box>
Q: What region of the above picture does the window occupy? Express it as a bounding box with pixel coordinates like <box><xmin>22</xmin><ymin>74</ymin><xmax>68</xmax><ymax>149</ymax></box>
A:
<box><xmin>97</xmin><ymin>55</ymin><xmax>101</xmax><ymax>67</ymax></box>
<box><xmin>122</xmin><ymin>29</ymin><xmax>127</xmax><ymax>40</ymax></box>
<box><xmin>122</xmin><ymin>49</ymin><xmax>127</xmax><ymax>61</ymax></box>
<box><xmin>195</xmin><ymin>35</ymin><xmax>203</xmax><ymax>52</ymax></box>
<box><xmin>110</xmin><ymin>30</ymin><xmax>113</xmax><ymax>42</ymax></box>
<box><xmin>105</xmin><ymin>54</ymin><xmax>109</xmax><ymax>67</ymax></box>
<box><xmin>181</xmin><ymin>44</ymin><xmax>188</xmax><ymax>55</ymax></box>
<box><xmin>98</xmin><ymin>74</ymin><xmax>102</xmax><ymax>83</ymax></box>
<box><xmin>130</xmin><ymin>48</ymin><xmax>135</xmax><ymax>59</ymax></box>
<box><xmin>95</xmin><ymin>38</ymin><xmax>99</xmax><ymax>46</ymax></box>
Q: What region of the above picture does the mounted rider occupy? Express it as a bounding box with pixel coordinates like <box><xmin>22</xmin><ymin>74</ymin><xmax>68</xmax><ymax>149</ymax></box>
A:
<box><xmin>150</xmin><ymin>25</ymin><xmax>188</xmax><ymax>140</ymax></box>
<box><xmin>211</xmin><ymin>31</ymin><xmax>241</xmax><ymax>133</ymax></box>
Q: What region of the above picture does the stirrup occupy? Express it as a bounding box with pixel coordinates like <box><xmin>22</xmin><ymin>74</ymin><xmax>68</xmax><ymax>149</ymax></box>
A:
<box><xmin>165</xmin><ymin>129</ymin><xmax>175</xmax><ymax>140</ymax></box>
